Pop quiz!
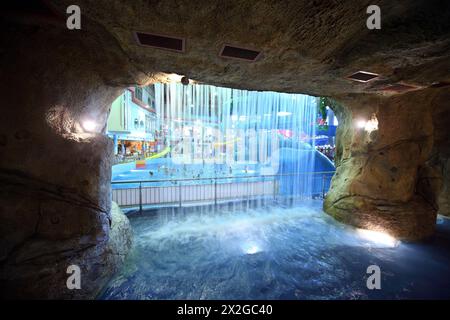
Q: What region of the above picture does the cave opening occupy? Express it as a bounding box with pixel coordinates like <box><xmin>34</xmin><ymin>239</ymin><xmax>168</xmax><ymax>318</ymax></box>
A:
<box><xmin>1</xmin><ymin>0</ymin><xmax>450</xmax><ymax>301</ymax></box>
<box><xmin>108</xmin><ymin>81</ymin><xmax>336</xmax><ymax>213</ymax></box>
<box><xmin>96</xmin><ymin>80</ymin><xmax>450</xmax><ymax>300</ymax></box>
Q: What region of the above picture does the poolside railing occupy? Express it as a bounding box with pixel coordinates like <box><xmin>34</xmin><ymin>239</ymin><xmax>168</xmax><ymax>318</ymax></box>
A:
<box><xmin>111</xmin><ymin>171</ymin><xmax>335</xmax><ymax>212</ymax></box>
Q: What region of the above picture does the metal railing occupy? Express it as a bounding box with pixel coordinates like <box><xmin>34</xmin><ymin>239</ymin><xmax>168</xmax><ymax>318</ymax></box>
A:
<box><xmin>111</xmin><ymin>171</ymin><xmax>335</xmax><ymax>212</ymax></box>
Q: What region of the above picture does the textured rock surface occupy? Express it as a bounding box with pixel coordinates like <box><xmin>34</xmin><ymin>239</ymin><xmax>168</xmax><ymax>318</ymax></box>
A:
<box><xmin>0</xmin><ymin>0</ymin><xmax>449</xmax><ymax>298</ymax></box>
<box><xmin>0</xmin><ymin>197</ymin><xmax>131</xmax><ymax>299</ymax></box>
<box><xmin>431</xmin><ymin>90</ymin><xmax>450</xmax><ymax>217</ymax></box>
<box><xmin>0</xmin><ymin>16</ymin><xmax>135</xmax><ymax>298</ymax></box>
<box><xmin>437</xmin><ymin>159</ymin><xmax>450</xmax><ymax>216</ymax></box>
<box><xmin>324</xmin><ymin>88</ymin><xmax>449</xmax><ymax>240</ymax></box>
<box><xmin>47</xmin><ymin>0</ymin><xmax>450</xmax><ymax>96</ymax></box>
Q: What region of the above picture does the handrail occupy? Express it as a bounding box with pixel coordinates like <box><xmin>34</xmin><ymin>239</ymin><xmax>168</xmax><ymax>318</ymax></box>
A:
<box><xmin>111</xmin><ymin>171</ymin><xmax>335</xmax><ymax>212</ymax></box>
<box><xmin>111</xmin><ymin>171</ymin><xmax>335</xmax><ymax>185</ymax></box>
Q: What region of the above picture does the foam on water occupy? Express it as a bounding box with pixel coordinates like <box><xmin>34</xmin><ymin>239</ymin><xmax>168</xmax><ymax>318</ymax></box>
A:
<box><xmin>100</xmin><ymin>201</ymin><xmax>450</xmax><ymax>300</ymax></box>
<box><xmin>135</xmin><ymin>202</ymin><xmax>392</xmax><ymax>251</ymax></box>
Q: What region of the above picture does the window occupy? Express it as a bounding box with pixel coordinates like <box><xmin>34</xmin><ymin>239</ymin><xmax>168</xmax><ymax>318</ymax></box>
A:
<box><xmin>145</xmin><ymin>115</ymin><xmax>151</xmax><ymax>132</ymax></box>
<box><xmin>135</xmin><ymin>86</ymin><xmax>143</xmax><ymax>102</ymax></box>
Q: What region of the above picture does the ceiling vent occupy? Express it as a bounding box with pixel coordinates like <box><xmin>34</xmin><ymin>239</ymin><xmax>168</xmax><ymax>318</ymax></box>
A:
<box><xmin>135</xmin><ymin>32</ymin><xmax>185</xmax><ymax>52</ymax></box>
<box><xmin>347</xmin><ymin>71</ymin><xmax>380</xmax><ymax>83</ymax></box>
<box><xmin>378</xmin><ymin>83</ymin><xmax>422</xmax><ymax>94</ymax></box>
<box><xmin>219</xmin><ymin>45</ymin><xmax>262</xmax><ymax>62</ymax></box>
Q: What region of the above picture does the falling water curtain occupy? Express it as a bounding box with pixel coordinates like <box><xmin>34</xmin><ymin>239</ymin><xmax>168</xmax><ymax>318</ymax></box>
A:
<box><xmin>154</xmin><ymin>83</ymin><xmax>317</xmax><ymax>200</ymax></box>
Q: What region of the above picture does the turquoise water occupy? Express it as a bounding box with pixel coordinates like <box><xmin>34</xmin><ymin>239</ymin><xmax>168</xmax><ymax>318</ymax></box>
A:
<box><xmin>111</xmin><ymin>157</ymin><xmax>333</xmax><ymax>199</ymax></box>
<box><xmin>112</xmin><ymin>158</ymin><xmax>264</xmax><ymax>183</ymax></box>
<box><xmin>100</xmin><ymin>201</ymin><xmax>450</xmax><ymax>300</ymax></box>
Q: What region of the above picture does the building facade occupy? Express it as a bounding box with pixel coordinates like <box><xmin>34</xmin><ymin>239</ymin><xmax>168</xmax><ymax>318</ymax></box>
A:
<box><xmin>107</xmin><ymin>85</ymin><xmax>160</xmax><ymax>160</ymax></box>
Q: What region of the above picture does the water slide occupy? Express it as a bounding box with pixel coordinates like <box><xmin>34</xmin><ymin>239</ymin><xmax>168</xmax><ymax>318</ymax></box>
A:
<box><xmin>146</xmin><ymin>146</ymin><xmax>171</xmax><ymax>160</ymax></box>
<box><xmin>213</xmin><ymin>138</ymin><xmax>241</xmax><ymax>147</ymax></box>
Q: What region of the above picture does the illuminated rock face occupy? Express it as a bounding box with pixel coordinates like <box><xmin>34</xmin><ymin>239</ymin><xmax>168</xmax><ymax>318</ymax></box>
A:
<box><xmin>0</xmin><ymin>0</ymin><xmax>449</xmax><ymax>298</ymax></box>
<box><xmin>324</xmin><ymin>90</ymin><xmax>449</xmax><ymax>240</ymax></box>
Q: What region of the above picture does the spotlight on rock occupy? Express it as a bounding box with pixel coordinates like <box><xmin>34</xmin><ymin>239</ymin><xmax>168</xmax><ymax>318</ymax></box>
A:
<box><xmin>81</xmin><ymin>119</ymin><xmax>97</xmax><ymax>132</ymax></box>
<box><xmin>357</xmin><ymin>229</ymin><xmax>399</xmax><ymax>248</ymax></box>
<box><xmin>355</xmin><ymin>115</ymin><xmax>378</xmax><ymax>132</ymax></box>
<box><xmin>356</xmin><ymin>119</ymin><xmax>367</xmax><ymax>129</ymax></box>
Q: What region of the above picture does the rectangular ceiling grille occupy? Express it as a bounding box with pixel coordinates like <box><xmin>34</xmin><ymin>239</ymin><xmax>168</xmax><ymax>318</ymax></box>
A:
<box><xmin>135</xmin><ymin>32</ymin><xmax>185</xmax><ymax>52</ymax></box>
<box><xmin>347</xmin><ymin>71</ymin><xmax>379</xmax><ymax>83</ymax></box>
<box><xmin>219</xmin><ymin>45</ymin><xmax>261</xmax><ymax>61</ymax></box>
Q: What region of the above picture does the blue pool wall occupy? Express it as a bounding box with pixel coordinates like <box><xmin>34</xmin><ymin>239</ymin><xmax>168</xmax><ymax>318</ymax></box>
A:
<box><xmin>278</xmin><ymin>148</ymin><xmax>335</xmax><ymax>197</ymax></box>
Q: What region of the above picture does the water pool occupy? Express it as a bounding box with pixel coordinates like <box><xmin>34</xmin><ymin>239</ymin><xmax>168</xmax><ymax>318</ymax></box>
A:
<box><xmin>113</xmin><ymin>158</ymin><xmax>264</xmax><ymax>181</ymax></box>
<box><xmin>100</xmin><ymin>201</ymin><xmax>450</xmax><ymax>299</ymax></box>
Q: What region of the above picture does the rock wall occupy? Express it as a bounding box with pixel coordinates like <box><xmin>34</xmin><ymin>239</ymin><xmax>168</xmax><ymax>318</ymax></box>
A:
<box><xmin>324</xmin><ymin>88</ymin><xmax>449</xmax><ymax>240</ymax></box>
<box><xmin>0</xmin><ymin>20</ymin><xmax>135</xmax><ymax>299</ymax></box>
<box><xmin>431</xmin><ymin>89</ymin><xmax>450</xmax><ymax>217</ymax></box>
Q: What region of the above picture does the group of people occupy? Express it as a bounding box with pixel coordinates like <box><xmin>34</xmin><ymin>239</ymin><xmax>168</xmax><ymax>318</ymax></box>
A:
<box><xmin>316</xmin><ymin>145</ymin><xmax>335</xmax><ymax>161</ymax></box>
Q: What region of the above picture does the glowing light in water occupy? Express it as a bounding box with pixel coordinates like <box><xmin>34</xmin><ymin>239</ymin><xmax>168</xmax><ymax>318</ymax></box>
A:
<box><xmin>242</xmin><ymin>243</ymin><xmax>261</xmax><ymax>255</ymax></box>
<box><xmin>357</xmin><ymin>229</ymin><xmax>399</xmax><ymax>247</ymax></box>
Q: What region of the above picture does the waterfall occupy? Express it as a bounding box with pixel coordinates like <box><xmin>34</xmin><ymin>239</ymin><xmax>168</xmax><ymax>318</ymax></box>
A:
<box><xmin>153</xmin><ymin>82</ymin><xmax>318</xmax><ymax>205</ymax></box>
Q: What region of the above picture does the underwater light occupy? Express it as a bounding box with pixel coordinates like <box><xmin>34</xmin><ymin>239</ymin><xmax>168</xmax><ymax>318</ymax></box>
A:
<box><xmin>81</xmin><ymin>119</ymin><xmax>97</xmax><ymax>132</ymax></box>
<box><xmin>357</xmin><ymin>229</ymin><xmax>399</xmax><ymax>247</ymax></box>
<box><xmin>242</xmin><ymin>243</ymin><xmax>261</xmax><ymax>255</ymax></box>
<box><xmin>246</xmin><ymin>246</ymin><xmax>260</xmax><ymax>255</ymax></box>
